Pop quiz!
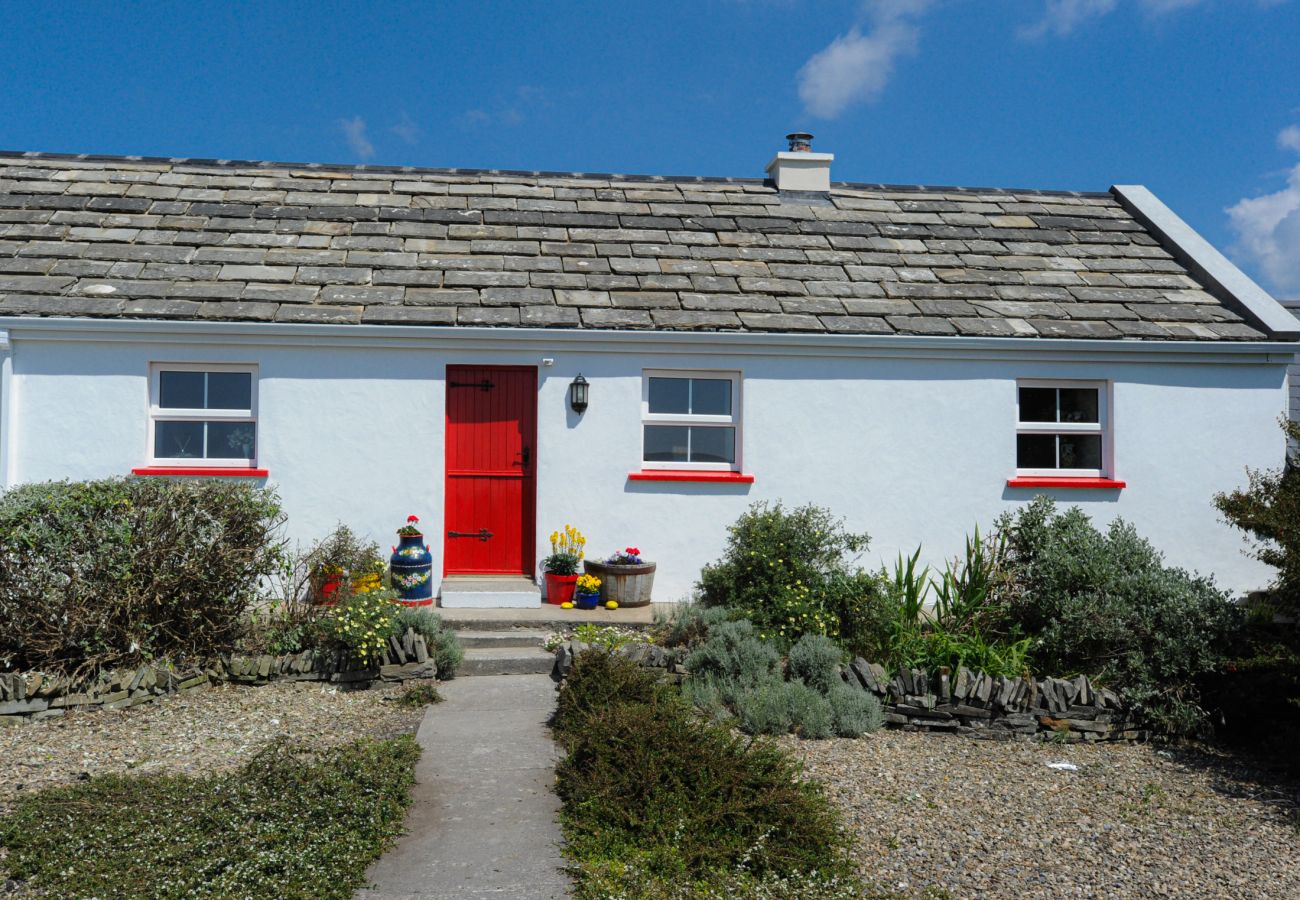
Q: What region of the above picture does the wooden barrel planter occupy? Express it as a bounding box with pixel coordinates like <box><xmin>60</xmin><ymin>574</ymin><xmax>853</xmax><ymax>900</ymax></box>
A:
<box><xmin>582</xmin><ymin>560</ymin><xmax>656</xmax><ymax>608</ymax></box>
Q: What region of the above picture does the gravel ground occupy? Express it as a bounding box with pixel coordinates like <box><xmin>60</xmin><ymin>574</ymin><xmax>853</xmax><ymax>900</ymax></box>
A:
<box><xmin>0</xmin><ymin>680</ymin><xmax>426</xmax><ymax>816</ymax></box>
<box><xmin>781</xmin><ymin>731</ymin><xmax>1300</xmax><ymax>900</ymax></box>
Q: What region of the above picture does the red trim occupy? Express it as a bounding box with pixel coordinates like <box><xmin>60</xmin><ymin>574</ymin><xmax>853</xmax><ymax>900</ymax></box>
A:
<box><xmin>1006</xmin><ymin>476</ymin><xmax>1126</xmax><ymax>489</ymax></box>
<box><xmin>132</xmin><ymin>467</ymin><xmax>269</xmax><ymax>477</ymax></box>
<box><xmin>628</xmin><ymin>470</ymin><xmax>755</xmax><ymax>484</ymax></box>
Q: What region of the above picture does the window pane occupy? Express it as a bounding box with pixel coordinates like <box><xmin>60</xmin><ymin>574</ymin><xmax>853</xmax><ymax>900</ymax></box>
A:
<box><xmin>1059</xmin><ymin>388</ymin><xmax>1099</xmax><ymax>424</ymax></box>
<box><xmin>155</xmin><ymin>421</ymin><xmax>205</xmax><ymax>459</ymax></box>
<box><xmin>208</xmin><ymin>422</ymin><xmax>256</xmax><ymax>459</ymax></box>
<box><xmin>1016</xmin><ymin>434</ymin><xmax>1056</xmax><ymax>469</ymax></box>
<box><xmin>1059</xmin><ymin>434</ymin><xmax>1102</xmax><ymax>470</ymax></box>
<box><xmin>207</xmin><ymin>372</ymin><xmax>252</xmax><ymax>411</ymax></box>
<box><xmin>644</xmin><ymin>425</ymin><xmax>689</xmax><ymax>462</ymax></box>
<box><xmin>689</xmin><ymin>426</ymin><xmax>735</xmax><ymax>464</ymax></box>
<box><xmin>159</xmin><ymin>371</ymin><xmax>204</xmax><ymax>409</ymax></box>
<box><xmin>648</xmin><ymin>377</ymin><xmax>690</xmax><ymax>414</ymax></box>
<box><xmin>690</xmin><ymin>379</ymin><xmax>732</xmax><ymax>416</ymax></box>
<box><xmin>1018</xmin><ymin>387</ymin><xmax>1056</xmax><ymax>423</ymax></box>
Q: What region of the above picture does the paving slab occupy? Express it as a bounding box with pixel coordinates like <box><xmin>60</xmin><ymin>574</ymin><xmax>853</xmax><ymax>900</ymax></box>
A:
<box><xmin>356</xmin><ymin>675</ymin><xmax>570</xmax><ymax>899</ymax></box>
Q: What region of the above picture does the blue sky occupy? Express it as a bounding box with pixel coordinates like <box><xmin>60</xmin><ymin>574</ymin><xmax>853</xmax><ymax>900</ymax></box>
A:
<box><xmin>2</xmin><ymin>0</ymin><xmax>1298</xmax><ymax>299</ymax></box>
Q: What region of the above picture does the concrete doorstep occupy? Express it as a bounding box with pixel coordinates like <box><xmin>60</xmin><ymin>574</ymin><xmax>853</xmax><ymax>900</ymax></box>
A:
<box><xmin>356</xmin><ymin>674</ymin><xmax>570</xmax><ymax>899</ymax></box>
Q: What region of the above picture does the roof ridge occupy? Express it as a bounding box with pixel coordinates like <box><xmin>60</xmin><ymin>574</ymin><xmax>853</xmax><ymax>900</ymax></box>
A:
<box><xmin>0</xmin><ymin>148</ymin><xmax>1114</xmax><ymax>199</ymax></box>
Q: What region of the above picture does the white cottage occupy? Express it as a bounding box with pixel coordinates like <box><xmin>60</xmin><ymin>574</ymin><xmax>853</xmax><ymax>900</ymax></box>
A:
<box><xmin>0</xmin><ymin>139</ymin><xmax>1294</xmax><ymax>605</ymax></box>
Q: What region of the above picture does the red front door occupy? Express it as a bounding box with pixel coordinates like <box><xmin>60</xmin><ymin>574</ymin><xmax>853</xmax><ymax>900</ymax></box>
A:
<box><xmin>444</xmin><ymin>365</ymin><xmax>537</xmax><ymax>576</ymax></box>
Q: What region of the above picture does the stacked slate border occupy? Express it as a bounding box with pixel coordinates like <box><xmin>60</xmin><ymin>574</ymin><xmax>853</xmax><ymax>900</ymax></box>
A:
<box><xmin>0</xmin><ymin>627</ymin><xmax>435</xmax><ymax>726</ymax></box>
<box><xmin>552</xmin><ymin>641</ymin><xmax>1144</xmax><ymax>743</ymax></box>
<box><xmin>0</xmin><ymin>151</ymin><xmax>1269</xmax><ymax>340</ymax></box>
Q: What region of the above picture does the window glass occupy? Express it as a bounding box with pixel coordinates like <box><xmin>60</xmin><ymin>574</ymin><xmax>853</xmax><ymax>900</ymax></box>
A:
<box><xmin>691</xmin><ymin>379</ymin><xmax>732</xmax><ymax>416</ymax></box>
<box><xmin>208</xmin><ymin>422</ymin><xmax>257</xmax><ymax>459</ymax></box>
<box><xmin>1018</xmin><ymin>387</ymin><xmax>1056</xmax><ymax>423</ymax></box>
<box><xmin>648</xmin><ymin>378</ymin><xmax>690</xmax><ymax>415</ymax></box>
<box><xmin>644</xmin><ymin>425</ymin><xmax>689</xmax><ymax>462</ymax></box>
<box><xmin>1059</xmin><ymin>388</ymin><xmax>1099</xmax><ymax>423</ymax></box>
<box><xmin>207</xmin><ymin>372</ymin><xmax>253</xmax><ymax>411</ymax></box>
<box><xmin>690</xmin><ymin>426</ymin><xmax>735</xmax><ymax>464</ymax></box>
<box><xmin>159</xmin><ymin>371</ymin><xmax>205</xmax><ymax>409</ymax></box>
<box><xmin>1016</xmin><ymin>434</ymin><xmax>1056</xmax><ymax>469</ymax></box>
<box><xmin>1059</xmin><ymin>434</ymin><xmax>1102</xmax><ymax>469</ymax></box>
<box><xmin>155</xmin><ymin>421</ymin><xmax>205</xmax><ymax>459</ymax></box>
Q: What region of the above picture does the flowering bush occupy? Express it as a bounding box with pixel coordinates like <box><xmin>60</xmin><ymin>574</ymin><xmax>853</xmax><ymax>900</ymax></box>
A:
<box><xmin>397</xmin><ymin>515</ymin><xmax>422</xmax><ymax>537</ymax></box>
<box><xmin>321</xmin><ymin>587</ymin><xmax>399</xmax><ymax>664</ymax></box>
<box><xmin>605</xmin><ymin>546</ymin><xmax>644</xmax><ymax>565</ymax></box>
<box><xmin>697</xmin><ymin>501</ymin><xmax>889</xmax><ymax>653</ymax></box>
<box><xmin>575</xmin><ymin>573</ymin><xmax>602</xmax><ymax>596</ymax></box>
<box><xmin>542</xmin><ymin>524</ymin><xmax>586</xmax><ymax>575</ymax></box>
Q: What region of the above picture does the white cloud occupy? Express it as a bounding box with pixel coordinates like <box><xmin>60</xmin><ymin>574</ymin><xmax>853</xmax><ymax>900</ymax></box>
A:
<box><xmin>1227</xmin><ymin>127</ymin><xmax>1300</xmax><ymax>301</ymax></box>
<box><xmin>1019</xmin><ymin>0</ymin><xmax>1117</xmax><ymax>39</ymax></box>
<box><xmin>338</xmin><ymin>116</ymin><xmax>374</xmax><ymax>160</ymax></box>
<box><xmin>796</xmin><ymin>0</ymin><xmax>933</xmax><ymax>119</ymax></box>
<box><xmin>391</xmin><ymin>112</ymin><xmax>421</xmax><ymax>145</ymax></box>
<box><xmin>1018</xmin><ymin>0</ymin><xmax>1227</xmax><ymax>38</ymax></box>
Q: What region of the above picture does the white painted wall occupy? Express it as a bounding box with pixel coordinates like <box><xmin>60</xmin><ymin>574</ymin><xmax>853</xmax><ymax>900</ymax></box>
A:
<box><xmin>3</xmin><ymin>323</ymin><xmax>1288</xmax><ymax>602</ymax></box>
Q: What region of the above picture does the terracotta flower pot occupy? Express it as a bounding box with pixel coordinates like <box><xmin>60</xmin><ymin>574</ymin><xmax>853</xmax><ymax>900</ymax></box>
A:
<box><xmin>582</xmin><ymin>560</ymin><xmax>656</xmax><ymax>608</ymax></box>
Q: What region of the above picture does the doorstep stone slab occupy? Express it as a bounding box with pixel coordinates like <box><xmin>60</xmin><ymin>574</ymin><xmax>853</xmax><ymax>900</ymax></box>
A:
<box><xmin>439</xmin><ymin>577</ymin><xmax>542</xmax><ymax>609</ymax></box>
<box><xmin>356</xmin><ymin>674</ymin><xmax>569</xmax><ymax>899</ymax></box>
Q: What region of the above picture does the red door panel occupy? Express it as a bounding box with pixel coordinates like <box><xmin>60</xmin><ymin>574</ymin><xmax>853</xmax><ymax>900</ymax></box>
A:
<box><xmin>444</xmin><ymin>365</ymin><xmax>536</xmax><ymax>576</ymax></box>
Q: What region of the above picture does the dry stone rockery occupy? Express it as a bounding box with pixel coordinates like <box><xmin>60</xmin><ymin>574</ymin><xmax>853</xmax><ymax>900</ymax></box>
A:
<box><xmin>0</xmin><ymin>627</ymin><xmax>436</xmax><ymax>727</ymax></box>
<box><xmin>552</xmin><ymin>641</ymin><xmax>1146</xmax><ymax>742</ymax></box>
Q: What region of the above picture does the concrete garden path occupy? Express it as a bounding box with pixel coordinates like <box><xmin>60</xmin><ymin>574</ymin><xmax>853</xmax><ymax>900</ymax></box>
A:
<box><xmin>357</xmin><ymin>674</ymin><xmax>570</xmax><ymax>899</ymax></box>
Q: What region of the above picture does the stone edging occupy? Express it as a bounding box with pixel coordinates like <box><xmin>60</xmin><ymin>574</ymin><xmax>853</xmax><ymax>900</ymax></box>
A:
<box><xmin>0</xmin><ymin>627</ymin><xmax>437</xmax><ymax>727</ymax></box>
<box><xmin>552</xmin><ymin>641</ymin><xmax>1145</xmax><ymax>743</ymax></box>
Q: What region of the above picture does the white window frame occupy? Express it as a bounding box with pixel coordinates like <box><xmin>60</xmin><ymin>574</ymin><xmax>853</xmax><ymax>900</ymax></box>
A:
<box><xmin>148</xmin><ymin>363</ymin><xmax>259</xmax><ymax>468</ymax></box>
<box><xmin>1015</xmin><ymin>379</ymin><xmax>1112</xmax><ymax>478</ymax></box>
<box><xmin>641</xmin><ymin>369</ymin><xmax>742</xmax><ymax>471</ymax></box>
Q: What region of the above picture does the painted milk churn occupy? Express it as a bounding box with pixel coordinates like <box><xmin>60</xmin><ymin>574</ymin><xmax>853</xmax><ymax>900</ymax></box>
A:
<box><xmin>390</xmin><ymin>515</ymin><xmax>434</xmax><ymax>606</ymax></box>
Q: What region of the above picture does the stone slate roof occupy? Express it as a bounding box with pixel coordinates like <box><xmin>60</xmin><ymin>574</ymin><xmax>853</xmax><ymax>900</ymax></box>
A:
<box><xmin>0</xmin><ymin>151</ymin><xmax>1276</xmax><ymax>341</ymax></box>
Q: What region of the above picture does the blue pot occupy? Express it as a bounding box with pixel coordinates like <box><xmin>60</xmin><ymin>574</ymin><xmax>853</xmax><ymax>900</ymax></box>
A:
<box><xmin>390</xmin><ymin>533</ymin><xmax>434</xmax><ymax>605</ymax></box>
<box><xmin>574</xmin><ymin>591</ymin><xmax>600</xmax><ymax>610</ymax></box>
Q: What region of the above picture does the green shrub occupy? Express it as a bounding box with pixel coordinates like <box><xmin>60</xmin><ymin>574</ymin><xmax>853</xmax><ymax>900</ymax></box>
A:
<box><xmin>1215</xmin><ymin>419</ymin><xmax>1300</xmax><ymax>615</ymax></box>
<box><xmin>785</xmin><ymin>680</ymin><xmax>835</xmax><ymax>739</ymax></box>
<box><xmin>734</xmin><ymin>679</ymin><xmax>796</xmax><ymax>735</ymax></box>
<box><xmin>391</xmin><ymin>607</ymin><xmax>464</xmax><ymax>678</ymax></box>
<box><xmin>788</xmin><ymin>633</ymin><xmax>843</xmax><ymax>694</ymax></box>
<box><xmin>654</xmin><ymin>601</ymin><xmax>735</xmax><ymax>648</ymax></box>
<box><xmin>0</xmin><ymin>477</ymin><xmax>285</xmax><ymax>675</ymax></box>
<box><xmin>0</xmin><ymin>736</ymin><xmax>418</xmax><ymax>899</ymax></box>
<box><xmin>553</xmin><ymin>651</ymin><xmax>860</xmax><ymax>895</ymax></box>
<box><xmin>827</xmin><ymin>682</ymin><xmax>884</xmax><ymax>737</ymax></box>
<box><xmin>697</xmin><ymin>501</ymin><xmax>891</xmax><ymax>652</ymax></box>
<box><xmin>1000</xmin><ymin>497</ymin><xmax>1243</xmax><ymax>735</ymax></box>
<box><xmin>685</xmin><ymin>619</ymin><xmax>781</xmax><ymax>692</ymax></box>
<box><xmin>320</xmin><ymin>588</ymin><xmax>399</xmax><ymax>664</ymax></box>
<box><xmin>396</xmin><ymin>683</ymin><xmax>444</xmax><ymax>707</ymax></box>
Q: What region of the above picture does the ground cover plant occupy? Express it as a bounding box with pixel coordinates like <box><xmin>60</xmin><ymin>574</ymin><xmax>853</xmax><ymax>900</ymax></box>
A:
<box><xmin>671</xmin><ymin>613</ymin><xmax>883</xmax><ymax>739</ymax></box>
<box><xmin>0</xmin><ymin>477</ymin><xmax>285</xmax><ymax>675</ymax></box>
<box><xmin>0</xmin><ymin>735</ymin><xmax>419</xmax><ymax>899</ymax></box>
<box><xmin>552</xmin><ymin>650</ymin><xmax>865</xmax><ymax>899</ymax></box>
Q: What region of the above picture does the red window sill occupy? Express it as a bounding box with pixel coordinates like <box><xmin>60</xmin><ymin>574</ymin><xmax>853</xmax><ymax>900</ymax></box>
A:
<box><xmin>1006</xmin><ymin>476</ymin><xmax>1125</xmax><ymax>489</ymax></box>
<box><xmin>628</xmin><ymin>470</ymin><xmax>755</xmax><ymax>484</ymax></box>
<box><xmin>132</xmin><ymin>467</ymin><xmax>269</xmax><ymax>478</ymax></box>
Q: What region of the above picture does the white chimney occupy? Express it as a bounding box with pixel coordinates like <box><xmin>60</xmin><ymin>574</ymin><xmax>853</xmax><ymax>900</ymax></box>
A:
<box><xmin>765</xmin><ymin>132</ymin><xmax>833</xmax><ymax>192</ymax></box>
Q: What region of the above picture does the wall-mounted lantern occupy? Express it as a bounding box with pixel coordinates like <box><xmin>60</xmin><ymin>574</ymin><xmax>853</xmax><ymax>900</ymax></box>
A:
<box><xmin>569</xmin><ymin>374</ymin><xmax>589</xmax><ymax>414</ymax></box>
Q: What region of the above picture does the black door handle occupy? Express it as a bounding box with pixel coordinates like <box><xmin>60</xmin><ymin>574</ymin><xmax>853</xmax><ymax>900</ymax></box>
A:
<box><xmin>521</xmin><ymin>446</ymin><xmax>531</xmax><ymax>468</ymax></box>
